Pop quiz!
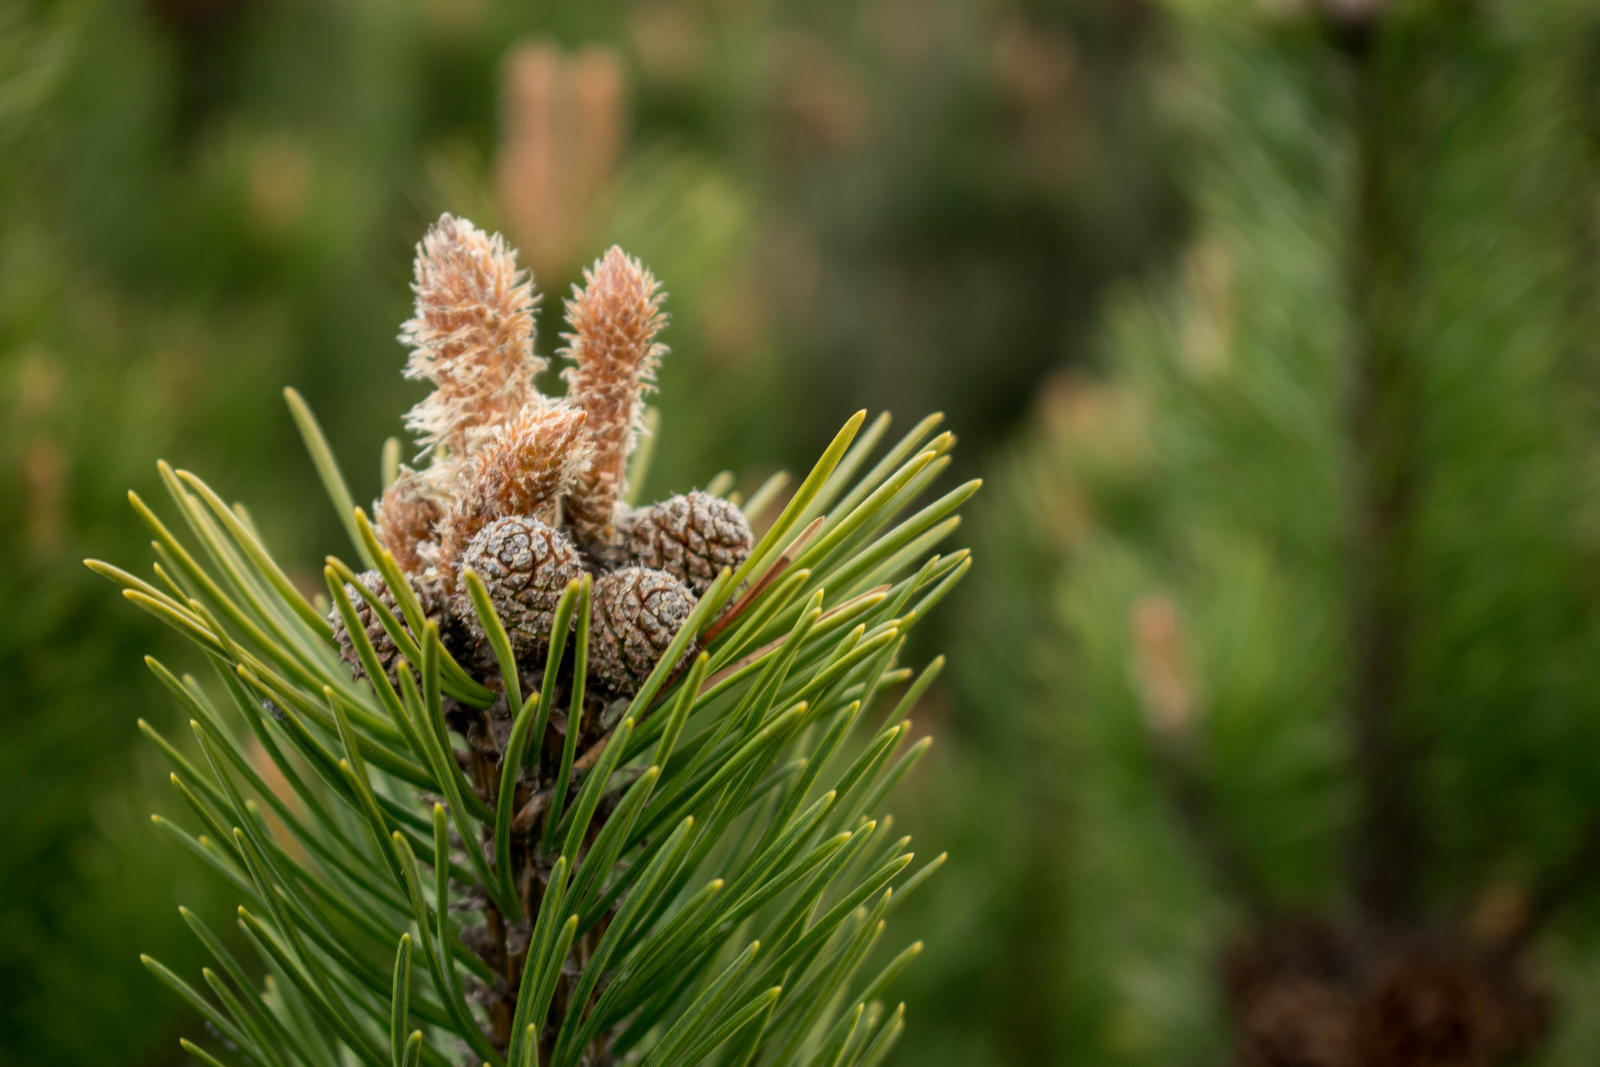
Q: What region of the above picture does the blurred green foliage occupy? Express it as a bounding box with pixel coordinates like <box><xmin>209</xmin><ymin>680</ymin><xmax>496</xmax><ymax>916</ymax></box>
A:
<box><xmin>1</xmin><ymin>0</ymin><xmax>1176</xmax><ymax>1063</ymax></box>
<box><xmin>22</xmin><ymin>0</ymin><xmax>1600</xmax><ymax>1063</ymax></box>
<box><xmin>926</xmin><ymin>1</ymin><xmax>1600</xmax><ymax>1064</ymax></box>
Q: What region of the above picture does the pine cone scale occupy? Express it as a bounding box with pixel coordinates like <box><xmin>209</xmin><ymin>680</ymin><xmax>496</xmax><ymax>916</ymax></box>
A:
<box><xmin>613</xmin><ymin>491</ymin><xmax>752</xmax><ymax>595</ymax></box>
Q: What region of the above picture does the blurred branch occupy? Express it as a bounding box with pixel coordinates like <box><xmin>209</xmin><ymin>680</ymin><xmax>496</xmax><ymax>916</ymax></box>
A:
<box><xmin>1338</xmin><ymin>14</ymin><xmax>1428</xmax><ymax>932</ymax></box>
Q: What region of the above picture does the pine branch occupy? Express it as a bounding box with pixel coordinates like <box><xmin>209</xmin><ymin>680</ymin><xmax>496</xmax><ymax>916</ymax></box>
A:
<box><xmin>1337</xmin><ymin>18</ymin><xmax>1428</xmax><ymax>932</ymax></box>
<box><xmin>92</xmin><ymin>222</ymin><xmax>967</xmax><ymax>1066</ymax></box>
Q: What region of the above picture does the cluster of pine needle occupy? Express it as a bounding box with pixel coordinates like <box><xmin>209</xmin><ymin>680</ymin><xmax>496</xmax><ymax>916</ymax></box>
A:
<box><xmin>90</xmin><ymin>214</ymin><xmax>976</xmax><ymax>1067</ymax></box>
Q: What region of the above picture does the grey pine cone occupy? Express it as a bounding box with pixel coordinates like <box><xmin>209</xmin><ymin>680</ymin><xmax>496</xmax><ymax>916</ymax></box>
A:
<box><xmin>611</xmin><ymin>491</ymin><xmax>752</xmax><ymax>594</ymax></box>
<box><xmin>329</xmin><ymin>569</ymin><xmax>439</xmax><ymax>684</ymax></box>
<box><xmin>591</xmin><ymin>566</ymin><xmax>697</xmax><ymax>692</ymax></box>
<box><xmin>456</xmin><ymin>515</ymin><xmax>585</xmax><ymax>656</ymax></box>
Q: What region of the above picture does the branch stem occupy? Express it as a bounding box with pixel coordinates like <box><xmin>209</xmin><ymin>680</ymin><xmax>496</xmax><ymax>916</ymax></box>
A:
<box><xmin>1338</xmin><ymin>20</ymin><xmax>1426</xmax><ymax>931</ymax></box>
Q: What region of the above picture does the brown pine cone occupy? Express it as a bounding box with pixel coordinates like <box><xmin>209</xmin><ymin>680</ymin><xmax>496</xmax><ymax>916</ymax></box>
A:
<box><xmin>1238</xmin><ymin>979</ymin><xmax>1357</xmax><ymax>1067</ymax></box>
<box><xmin>1356</xmin><ymin>943</ymin><xmax>1548</xmax><ymax>1067</ymax></box>
<box><xmin>591</xmin><ymin>566</ymin><xmax>696</xmax><ymax>692</ymax></box>
<box><xmin>455</xmin><ymin>515</ymin><xmax>585</xmax><ymax>657</ymax></box>
<box><xmin>329</xmin><ymin>569</ymin><xmax>442</xmax><ymax>684</ymax></box>
<box><xmin>608</xmin><ymin>491</ymin><xmax>752</xmax><ymax>594</ymax></box>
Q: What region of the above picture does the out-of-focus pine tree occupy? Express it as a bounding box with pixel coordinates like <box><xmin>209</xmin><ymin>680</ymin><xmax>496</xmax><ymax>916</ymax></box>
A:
<box><xmin>920</xmin><ymin>0</ymin><xmax>1600</xmax><ymax>1064</ymax></box>
<box><xmin>1</xmin><ymin>0</ymin><xmax>1179</xmax><ymax>1062</ymax></box>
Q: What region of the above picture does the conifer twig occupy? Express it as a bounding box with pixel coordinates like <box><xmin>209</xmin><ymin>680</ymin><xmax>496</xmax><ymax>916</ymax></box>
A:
<box><xmin>106</xmin><ymin>214</ymin><xmax>965</xmax><ymax>1067</ymax></box>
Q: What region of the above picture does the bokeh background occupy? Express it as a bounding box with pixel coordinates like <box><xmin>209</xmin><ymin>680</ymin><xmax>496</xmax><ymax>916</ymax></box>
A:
<box><xmin>6</xmin><ymin>0</ymin><xmax>1600</xmax><ymax>1064</ymax></box>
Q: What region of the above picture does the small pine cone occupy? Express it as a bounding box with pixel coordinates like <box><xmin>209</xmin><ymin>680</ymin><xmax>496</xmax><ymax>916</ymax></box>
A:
<box><xmin>454</xmin><ymin>515</ymin><xmax>585</xmax><ymax>657</ymax></box>
<box><xmin>329</xmin><ymin>570</ymin><xmax>441</xmax><ymax>684</ymax></box>
<box><xmin>590</xmin><ymin>566</ymin><xmax>696</xmax><ymax>692</ymax></box>
<box><xmin>610</xmin><ymin>491</ymin><xmax>752</xmax><ymax>594</ymax></box>
<box><xmin>1237</xmin><ymin>980</ymin><xmax>1357</xmax><ymax>1067</ymax></box>
<box><xmin>1356</xmin><ymin>944</ymin><xmax>1545</xmax><ymax>1067</ymax></box>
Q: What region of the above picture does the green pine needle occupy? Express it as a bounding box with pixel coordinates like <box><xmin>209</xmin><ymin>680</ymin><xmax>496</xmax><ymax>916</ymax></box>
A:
<box><xmin>99</xmin><ymin>393</ymin><xmax>972</xmax><ymax>1066</ymax></box>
